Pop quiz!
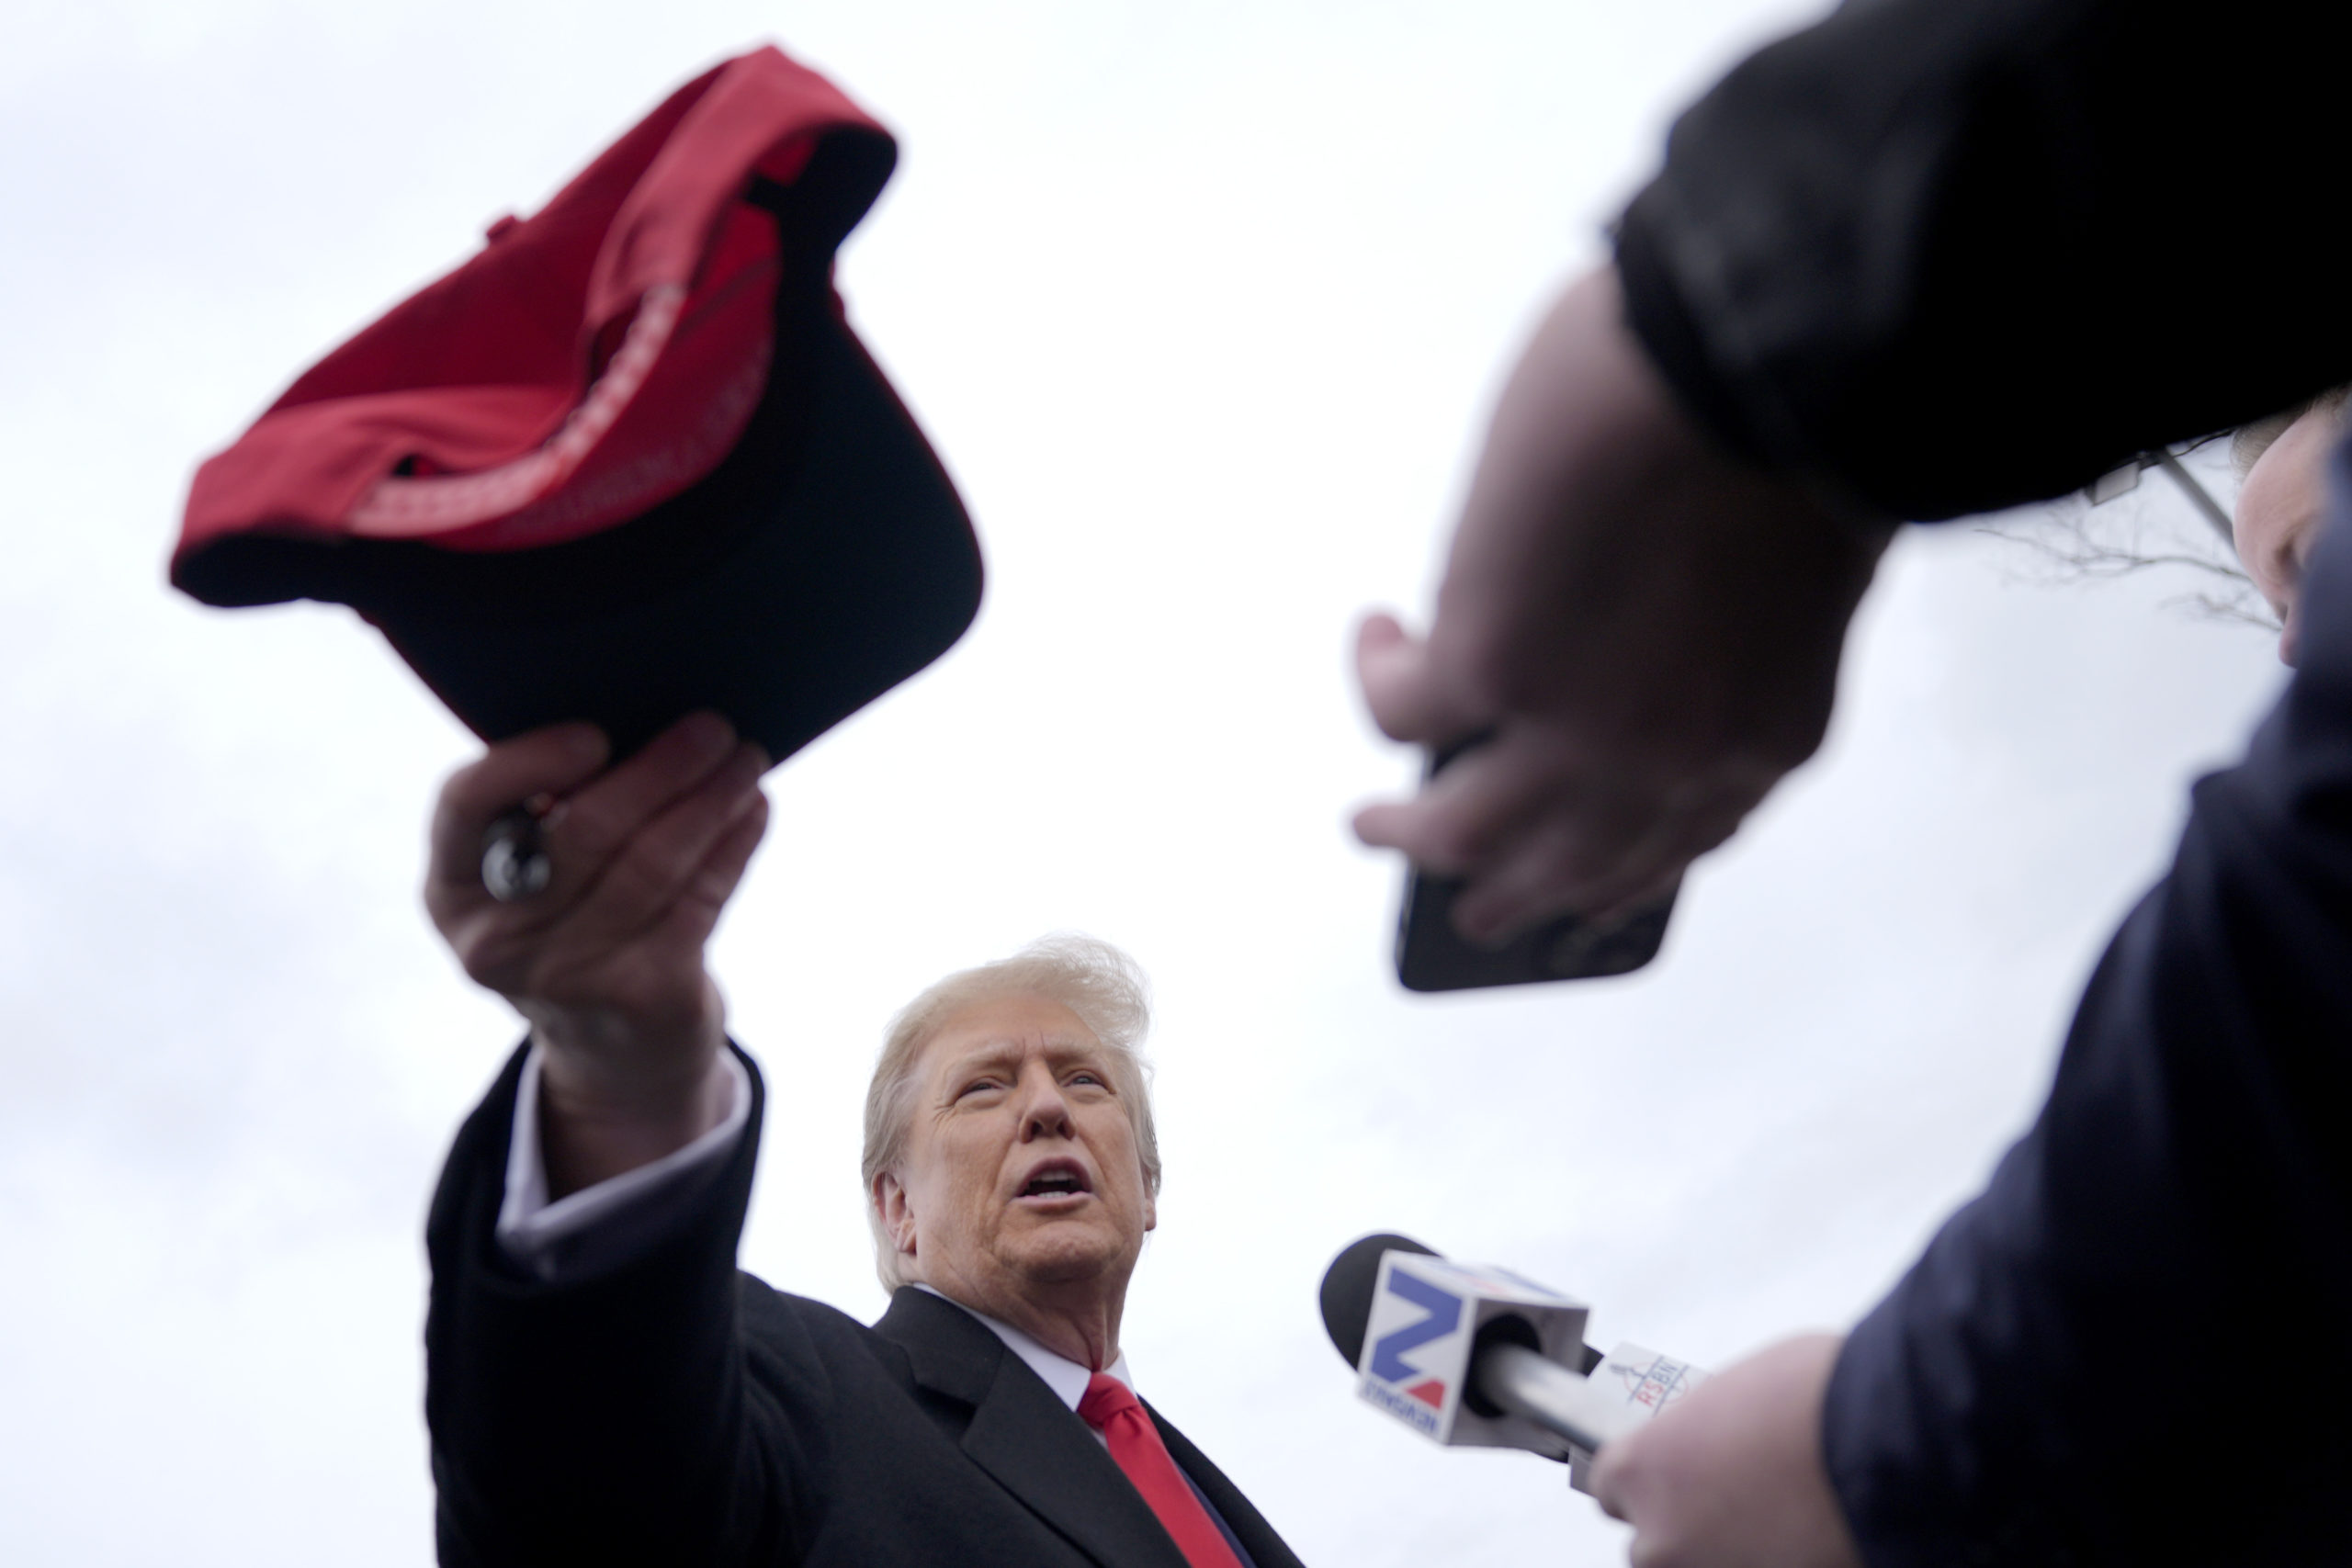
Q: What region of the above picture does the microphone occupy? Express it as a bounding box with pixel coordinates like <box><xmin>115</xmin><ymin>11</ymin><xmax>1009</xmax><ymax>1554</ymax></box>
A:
<box><xmin>1319</xmin><ymin>1233</ymin><xmax>1710</xmax><ymax>1492</ymax></box>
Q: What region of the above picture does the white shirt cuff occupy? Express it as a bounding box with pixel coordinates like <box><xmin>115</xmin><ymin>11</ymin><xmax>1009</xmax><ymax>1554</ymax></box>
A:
<box><xmin>495</xmin><ymin>1043</ymin><xmax>752</xmax><ymax>1282</ymax></box>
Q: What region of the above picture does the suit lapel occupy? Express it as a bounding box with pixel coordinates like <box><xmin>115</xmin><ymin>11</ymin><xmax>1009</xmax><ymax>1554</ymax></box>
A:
<box><xmin>875</xmin><ymin>1290</ymin><xmax>1190</xmax><ymax>1568</ymax></box>
<box><xmin>1150</xmin><ymin>1406</ymin><xmax>1306</xmax><ymax>1568</ymax></box>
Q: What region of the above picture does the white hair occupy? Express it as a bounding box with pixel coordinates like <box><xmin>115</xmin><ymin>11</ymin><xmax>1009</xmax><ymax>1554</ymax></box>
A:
<box><xmin>860</xmin><ymin>934</ymin><xmax>1159</xmax><ymax>1292</ymax></box>
<box><xmin>2233</xmin><ymin>384</ymin><xmax>2352</xmax><ymax>479</ymax></box>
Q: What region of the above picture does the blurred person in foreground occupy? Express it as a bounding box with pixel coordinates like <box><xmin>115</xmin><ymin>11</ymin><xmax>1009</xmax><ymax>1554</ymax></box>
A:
<box><xmin>1352</xmin><ymin>0</ymin><xmax>2352</xmax><ymax>1562</ymax></box>
<box><xmin>421</xmin><ymin>718</ymin><xmax>1301</xmax><ymax>1567</ymax></box>
<box><xmin>2233</xmin><ymin>389</ymin><xmax>2347</xmax><ymax>668</ymax></box>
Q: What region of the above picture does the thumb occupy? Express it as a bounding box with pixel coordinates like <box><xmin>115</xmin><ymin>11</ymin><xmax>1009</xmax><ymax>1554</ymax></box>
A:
<box><xmin>1356</xmin><ymin>611</ymin><xmax>1482</xmax><ymax>743</ymax></box>
<box><xmin>1588</xmin><ymin>1426</ymin><xmax>1645</xmax><ymax>1524</ymax></box>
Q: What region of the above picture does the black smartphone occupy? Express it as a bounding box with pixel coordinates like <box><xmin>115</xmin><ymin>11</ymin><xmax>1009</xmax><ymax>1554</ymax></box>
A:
<box><xmin>1392</xmin><ymin>741</ymin><xmax>1678</xmax><ymax>992</ymax></box>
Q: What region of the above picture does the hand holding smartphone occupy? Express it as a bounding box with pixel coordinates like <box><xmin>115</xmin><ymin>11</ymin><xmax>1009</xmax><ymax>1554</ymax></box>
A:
<box><xmin>1392</xmin><ymin>739</ymin><xmax>1677</xmax><ymax>992</ymax></box>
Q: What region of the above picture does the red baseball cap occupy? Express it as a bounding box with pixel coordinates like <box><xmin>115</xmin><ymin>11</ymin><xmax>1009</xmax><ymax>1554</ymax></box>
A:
<box><xmin>173</xmin><ymin>45</ymin><xmax>982</xmax><ymax>762</ymax></box>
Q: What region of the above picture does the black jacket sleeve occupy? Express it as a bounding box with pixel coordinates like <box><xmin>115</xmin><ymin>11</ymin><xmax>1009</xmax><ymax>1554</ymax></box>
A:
<box><xmin>1616</xmin><ymin>0</ymin><xmax>2352</xmax><ymax>519</ymax></box>
<box><xmin>1820</xmin><ymin>483</ymin><xmax>2352</xmax><ymax>1563</ymax></box>
<box><xmin>423</xmin><ymin>1042</ymin><xmax>802</xmax><ymax>1566</ymax></box>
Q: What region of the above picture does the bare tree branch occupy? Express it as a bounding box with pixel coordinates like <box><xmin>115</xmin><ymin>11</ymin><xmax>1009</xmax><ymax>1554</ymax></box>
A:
<box><xmin>1973</xmin><ymin>449</ymin><xmax>2281</xmax><ymax>634</ymax></box>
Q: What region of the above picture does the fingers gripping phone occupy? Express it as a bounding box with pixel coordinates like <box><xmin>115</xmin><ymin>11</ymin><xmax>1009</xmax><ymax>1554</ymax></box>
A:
<box><xmin>1393</xmin><ymin>739</ymin><xmax>1678</xmax><ymax>992</ymax></box>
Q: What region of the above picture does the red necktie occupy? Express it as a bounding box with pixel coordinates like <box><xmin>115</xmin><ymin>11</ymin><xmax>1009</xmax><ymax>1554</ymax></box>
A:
<box><xmin>1078</xmin><ymin>1372</ymin><xmax>1245</xmax><ymax>1568</ymax></box>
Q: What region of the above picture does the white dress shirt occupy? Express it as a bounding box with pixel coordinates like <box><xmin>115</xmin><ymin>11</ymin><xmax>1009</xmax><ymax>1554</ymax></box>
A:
<box><xmin>495</xmin><ymin>1043</ymin><xmax>752</xmax><ymax>1281</ymax></box>
<box><xmin>914</xmin><ymin>1283</ymin><xmax>1134</xmax><ymax>1446</ymax></box>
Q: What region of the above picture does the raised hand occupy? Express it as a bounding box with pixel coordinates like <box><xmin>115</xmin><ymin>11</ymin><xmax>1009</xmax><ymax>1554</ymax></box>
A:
<box><xmin>1352</xmin><ymin>265</ymin><xmax>1891</xmax><ymax>942</ymax></box>
<box><xmin>424</xmin><ymin>711</ymin><xmax>770</xmax><ymax>1192</ymax></box>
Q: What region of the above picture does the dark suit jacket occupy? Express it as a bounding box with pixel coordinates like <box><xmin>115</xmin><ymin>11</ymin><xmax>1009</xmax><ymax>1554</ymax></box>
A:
<box><xmin>425</xmin><ymin>1043</ymin><xmax>1306</xmax><ymax>1567</ymax></box>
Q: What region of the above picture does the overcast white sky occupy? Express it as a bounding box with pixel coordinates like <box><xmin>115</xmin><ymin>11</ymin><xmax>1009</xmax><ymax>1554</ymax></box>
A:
<box><xmin>0</xmin><ymin>3</ymin><xmax>2288</xmax><ymax>1563</ymax></box>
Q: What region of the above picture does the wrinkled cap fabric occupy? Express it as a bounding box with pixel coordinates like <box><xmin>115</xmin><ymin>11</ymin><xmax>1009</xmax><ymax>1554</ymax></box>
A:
<box><xmin>173</xmin><ymin>45</ymin><xmax>983</xmax><ymax>763</ymax></box>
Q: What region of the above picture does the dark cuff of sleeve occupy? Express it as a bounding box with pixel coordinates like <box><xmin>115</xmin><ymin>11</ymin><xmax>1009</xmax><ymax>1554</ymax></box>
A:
<box><xmin>1825</xmin><ymin>1303</ymin><xmax>1940</xmax><ymax>1568</ymax></box>
<box><xmin>1612</xmin><ymin>188</ymin><xmax>1779</xmax><ymax>475</ymax></box>
<box><xmin>1824</xmin><ymin>1293</ymin><xmax>2075</xmax><ymax>1568</ymax></box>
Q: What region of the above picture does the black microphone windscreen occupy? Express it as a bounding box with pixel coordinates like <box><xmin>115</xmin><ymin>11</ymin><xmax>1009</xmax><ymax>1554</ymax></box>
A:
<box><xmin>1319</xmin><ymin>1232</ymin><xmax>1440</xmax><ymax>1369</ymax></box>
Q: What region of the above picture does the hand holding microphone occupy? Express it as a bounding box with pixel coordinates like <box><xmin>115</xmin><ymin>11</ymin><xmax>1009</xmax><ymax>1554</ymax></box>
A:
<box><xmin>1590</xmin><ymin>1334</ymin><xmax>1858</xmax><ymax>1568</ymax></box>
<box><xmin>1320</xmin><ymin>1234</ymin><xmax>1860</xmax><ymax>1566</ymax></box>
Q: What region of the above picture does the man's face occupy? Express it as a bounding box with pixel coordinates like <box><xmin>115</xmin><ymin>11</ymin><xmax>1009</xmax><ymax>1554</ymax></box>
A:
<box><xmin>877</xmin><ymin>991</ymin><xmax>1156</xmax><ymax>1315</ymax></box>
<box><xmin>2237</xmin><ymin>401</ymin><xmax>2338</xmax><ymax>667</ymax></box>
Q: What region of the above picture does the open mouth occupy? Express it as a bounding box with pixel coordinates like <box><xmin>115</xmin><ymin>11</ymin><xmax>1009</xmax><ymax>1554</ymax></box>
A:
<box><xmin>1015</xmin><ymin>1159</ymin><xmax>1093</xmax><ymax>1201</ymax></box>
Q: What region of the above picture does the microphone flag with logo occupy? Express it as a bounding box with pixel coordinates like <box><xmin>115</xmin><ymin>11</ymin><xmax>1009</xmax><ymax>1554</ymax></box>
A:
<box><xmin>1320</xmin><ymin>1233</ymin><xmax>1712</xmax><ymax>1493</ymax></box>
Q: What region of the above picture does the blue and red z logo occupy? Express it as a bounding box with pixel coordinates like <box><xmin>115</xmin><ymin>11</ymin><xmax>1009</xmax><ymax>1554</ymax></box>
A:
<box><xmin>1371</xmin><ymin>1273</ymin><xmax>1461</xmax><ymax>1410</ymax></box>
